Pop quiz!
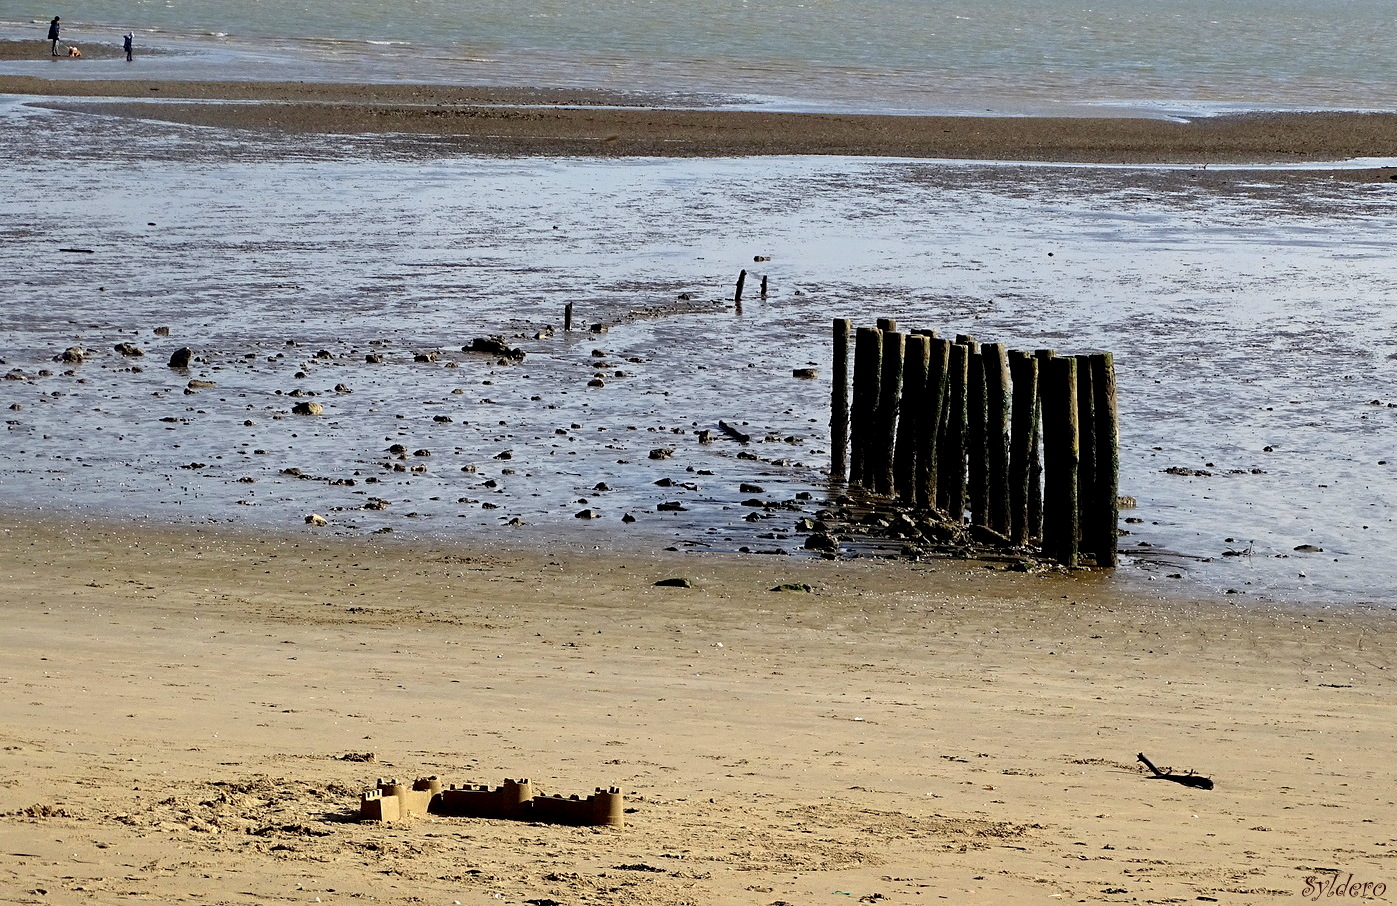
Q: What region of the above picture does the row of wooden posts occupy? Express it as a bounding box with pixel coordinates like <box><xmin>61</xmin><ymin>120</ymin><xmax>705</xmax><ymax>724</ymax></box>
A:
<box><xmin>829</xmin><ymin>318</ymin><xmax>1120</xmax><ymax>568</ymax></box>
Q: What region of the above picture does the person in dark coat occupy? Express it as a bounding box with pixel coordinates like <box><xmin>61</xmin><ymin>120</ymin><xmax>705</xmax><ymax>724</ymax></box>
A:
<box><xmin>123</xmin><ymin>31</ymin><xmax>133</xmax><ymax>61</ymax></box>
<box><xmin>48</xmin><ymin>16</ymin><xmax>61</xmax><ymax>56</ymax></box>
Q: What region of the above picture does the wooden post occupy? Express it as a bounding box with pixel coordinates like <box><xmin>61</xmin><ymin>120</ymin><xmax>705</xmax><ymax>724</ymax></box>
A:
<box><xmin>1089</xmin><ymin>353</ymin><xmax>1120</xmax><ymax>568</ymax></box>
<box><xmin>872</xmin><ymin>330</ymin><xmax>905</xmax><ymax>496</ymax></box>
<box><xmin>830</xmin><ymin>319</ymin><xmax>852</xmax><ymax>481</ymax></box>
<box><xmin>760</xmin><ymin>275</ymin><xmax>768</xmax><ymax>298</ymax></box>
<box><xmin>734</xmin><ymin>269</ymin><xmax>747</xmax><ymax>304</ymax></box>
<box><xmin>877</xmin><ymin>318</ymin><xmax>897</xmax><ymax>332</ymax></box>
<box><xmin>564</xmin><ymin>302</ymin><xmax>573</xmax><ymax>332</ymax></box>
<box><xmin>966</xmin><ymin>342</ymin><xmax>988</xmax><ymax>526</ymax></box>
<box><xmin>896</xmin><ymin>334</ymin><xmax>930</xmax><ymax>502</ymax></box>
<box><xmin>1029</xmin><ymin>349</ymin><xmax>1055</xmax><ymax>539</ymax></box>
<box><xmin>1040</xmin><ymin>355</ymin><xmax>1080</xmax><ymax>567</ymax></box>
<box><xmin>982</xmin><ymin>342</ymin><xmax>1011</xmax><ymax>536</ymax></box>
<box><xmin>1074</xmin><ymin>354</ymin><xmax>1097</xmax><ymax>554</ymax></box>
<box><xmin>917</xmin><ymin>337</ymin><xmax>951</xmax><ymax>510</ymax></box>
<box><xmin>1007</xmin><ymin>350</ymin><xmax>1039</xmax><ymax>546</ymax></box>
<box><xmin>849</xmin><ymin>327</ymin><xmax>882</xmax><ymax>487</ymax></box>
<box><xmin>939</xmin><ymin>342</ymin><xmax>969</xmax><ymax>520</ymax></box>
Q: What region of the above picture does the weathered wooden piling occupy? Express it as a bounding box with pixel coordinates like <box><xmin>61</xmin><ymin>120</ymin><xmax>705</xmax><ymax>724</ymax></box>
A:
<box><xmin>982</xmin><ymin>343</ymin><xmax>1011</xmax><ymax>536</ymax></box>
<box><xmin>895</xmin><ymin>334</ymin><xmax>930</xmax><ymax>502</ymax></box>
<box><xmin>760</xmin><ymin>275</ymin><xmax>768</xmax><ymax>298</ymax></box>
<box><xmin>848</xmin><ymin>327</ymin><xmax>882</xmax><ymax>486</ymax></box>
<box><xmin>1029</xmin><ymin>348</ymin><xmax>1055</xmax><ymax>539</ymax></box>
<box><xmin>877</xmin><ymin>318</ymin><xmax>898</xmax><ymax>332</ymax></box>
<box><xmin>830</xmin><ymin>318</ymin><xmax>852</xmax><ymax>481</ymax></box>
<box><xmin>939</xmin><ymin>342</ymin><xmax>970</xmax><ymax>519</ymax></box>
<box><xmin>734</xmin><ymin>269</ymin><xmax>747</xmax><ymax>304</ymax></box>
<box><xmin>564</xmin><ymin>302</ymin><xmax>573</xmax><ymax>332</ymax></box>
<box><xmin>917</xmin><ymin>337</ymin><xmax>951</xmax><ymax>510</ymax></box>
<box><xmin>1007</xmin><ymin>350</ymin><xmax>1039</xmax><ymax>546</ymax></box>
<box><xmin>1089</xmin><ymin>353</ymin><xmax>1120</xmax><ymax>567</ymax></box>
<box><xmin>1074</xmin><ymin>354</ymin><xmax>1097</xmax><ymax>549</ymax></box>
<box><xmin>834</xmin><ymin>320</ymin><xmax>1118</xmax><ymax>570</ymax></box>
<box><xmin>872</xmin><ymin>330</ymin><xmax>906</xmax><ymax>495</ymax></box>
<box><xmin>1039</xmin><ymin>355</ymin><xmax>1080</xmax><ymax>566</ymax></box>
<box><xmin>966</xmin><ymin>342</ymin><xmax>988</xmax><ymax>526</ymax></box>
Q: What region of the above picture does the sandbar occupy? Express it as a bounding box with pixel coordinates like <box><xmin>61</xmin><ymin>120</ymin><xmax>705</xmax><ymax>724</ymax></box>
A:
<box><xmin>5</xmin><ymin>75</ymin><xmax>1397</xmax><ymax>173</ymax></box>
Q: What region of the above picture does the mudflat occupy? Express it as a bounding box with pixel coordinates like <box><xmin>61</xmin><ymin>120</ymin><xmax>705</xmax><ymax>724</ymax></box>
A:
<box><xmin>1</xmin><ymin>514</ymin><xmax>1391</xmax><ymax>904</ymax></box>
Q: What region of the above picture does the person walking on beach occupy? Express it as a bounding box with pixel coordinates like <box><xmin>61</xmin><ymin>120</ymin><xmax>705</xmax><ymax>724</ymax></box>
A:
<box><xmin>123</xmin><ymin>31</ymin><xmax>133</xmax><ymax>61</ymax></box>
<box><xmin>47</xmin><ymin>16</ymin><xmax>61</xmax><ymax>56</ymax></box>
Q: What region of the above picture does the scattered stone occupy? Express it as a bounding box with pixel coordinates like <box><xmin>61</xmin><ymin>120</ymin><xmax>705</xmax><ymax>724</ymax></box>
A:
<box><xmin>464</xmin><ymin>337</ymin><xmax>525</xmax><ymax>361</ymax></box>
<box><xmin>1162</xmin><ymin>466</ymin><xmax>1211</xmax><ymax>477</ymax></box>
<box><xmin>649</xmin><ymin>447</ymin><xmax>674</xmax><ymax>460</ymax></box>
<box><xmin>153</xmin><ymin>326</ymin><xmax>170</xmax><ymax>336</ymax></box>
<box><xmin>771</xmin><ymin>583</ymin><xmax>812</xmax><ymax>593</ymax></box>
<box><xmin>587</xmin><ymin>378</ymin><xmax>605</xmax><ymax>388</ymax></box>
<box><xmin>656</xmin><ymin>501</ymin><xmax>687</xmax><ymax>512</ymax></box>
<box><xmin>187</xmin><ymin>379</ymin><xmax>215</xmax><ymax>389</ymax></box>
<box><xmin>803</xmin><ymin>533</ymin><xmax>839</xmax><ymax>552</ymax></box>
<box><xmin>168</xmin><ymin>347</ymin><xmax>193</xmax><ymax>368</ymax></box>
<box><xmin>365</xmin><ymin>353</ymin><xmax>384</xmax><ymax>364</ymax></box>
<box><xmin>653</xmin><ymin>578</ymin><xmax>693</xmax><ymax>588</ymax></box>
<box><xmin>739</xmin><ymin>483</ymin><xmax>765</xmax><ymax>493</ymax></box>
<box><xmin>414</xmin><ymin>352</ymin><xmax>438</xmax><ymax>363</ymax></box>
<box><xmin>1294</xmin><ymin>544</ymin><xmax>1324</xmax><ymax>553</ymax></box>
<box><xmin>113</xmin><ymin>342</ymin><xmax>144</xmax><ymax>357</ymax></box>
<box><xmin>413</xmin><ymin>449</ymin><xmax>431</xmax><ymax>457</ymax></box>
<box><xmin>291</xmin><ymin>401</ymin><xmax>324</xmax><ymax>416</ymax></box>
<box><xmin>494</xmin><ymin>450</ymin><xmax>512</xmax><ymax>460</ymax></box>
<box><xmin>621</xmin><ymin>513</ymin><xmax>636</xmax><ymax>523</ymax></box>
<box><xmin>574</xmin><ymin>508</ymin><xmax>601</xmax><ymax>519</ymax></box>
<box><xmin>792</xmin><ymin>368</ymin><xmax>818</xmax><ymax>379</ymax></box>
<box><xmin>314</xmin><ymin>349</ymin><xmax>333</xmax><ymax>359</ymax></box>
<box><xmin>593</xmin><ymin>482</ymin><xmax>611</xmax><ymax>492</ymax></box>
<box><xmin>306</xmin><ymin>513</ymin><xmax>328</xmax><ymax>526</ymax></box>
<box><xmin>57</xmin><ymin>347</ymin><xmax>86</xmax><ymax>364</ymax></box>
<box><xmin>335</xmin><ymin>383</ymin><xmax>352</xmax><ymax>393</ymax></box>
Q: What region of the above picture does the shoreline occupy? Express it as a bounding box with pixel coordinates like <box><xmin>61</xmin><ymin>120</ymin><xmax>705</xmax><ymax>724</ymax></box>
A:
<box><xmin>5</xmin><ymin>75</ymin><xmax>1397</xmax><ymax>169</ymax></box>
<box><xmin>1</xmin><ymin>511</ymin><xmax>1393</xmax><ymax>904</ymax></box>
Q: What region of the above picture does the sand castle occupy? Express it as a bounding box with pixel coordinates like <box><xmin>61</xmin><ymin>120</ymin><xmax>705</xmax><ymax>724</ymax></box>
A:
<box><xmin>360</xmin><ymin>776</ymin><xmax>624</xmax><ymax>828</ymax></box>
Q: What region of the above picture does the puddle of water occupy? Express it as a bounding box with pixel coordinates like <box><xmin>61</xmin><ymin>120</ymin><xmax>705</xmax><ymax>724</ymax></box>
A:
<box><xmin>3</xmin><ymin>103</ymin><xmax>1396</xmax><ymax>606</ymax></box>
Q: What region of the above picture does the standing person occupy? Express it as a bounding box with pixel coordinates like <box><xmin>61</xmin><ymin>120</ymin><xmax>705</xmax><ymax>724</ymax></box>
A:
<box><xmin>123</xmin><ymin>31</ymin><xmax>133</xmax><ymax>61</ymax></box>
<box><xmin>47</xmin><ymin>16</ymin><xmax>61</xmax><ymax>56</ymax></box>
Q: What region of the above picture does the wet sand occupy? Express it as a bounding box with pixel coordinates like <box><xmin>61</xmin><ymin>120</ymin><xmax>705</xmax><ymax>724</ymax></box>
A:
<box><xmin>7</xmin><ymin>74</ymin><xmax>1397</xmax><ymax>169</ymax></box>
<box><xmin>1</xmin><ymin>514</ymin><xmax>1392</xmax><ymax>904</ymax></box>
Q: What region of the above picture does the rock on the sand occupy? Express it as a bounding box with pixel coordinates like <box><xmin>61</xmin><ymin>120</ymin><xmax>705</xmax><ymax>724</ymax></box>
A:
<box><xmin>305</xmin><ymin>513</ymin><xmax>328</xmax><ymax>526</ymax></box>
<box><xmin>168</xmin><ymin>347</ymin><xmax>193</xmax><ymax>368</ymax></box>
<box><xmin>292</xmin><ymin>401</ymin><xmax>324</xmax><ymax>416</ymax></box>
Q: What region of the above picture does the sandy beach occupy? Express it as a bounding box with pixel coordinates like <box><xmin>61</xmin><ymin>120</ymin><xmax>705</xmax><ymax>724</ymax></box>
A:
<box><xmin>4</xmin><ymin>73</ymin><xmax>1397</xmax><ymax>171</ymax></box>
<box><xmin>1</xmin><ymin>514</ymin><xmax>1393</xmax><ymax>905</ymax></box>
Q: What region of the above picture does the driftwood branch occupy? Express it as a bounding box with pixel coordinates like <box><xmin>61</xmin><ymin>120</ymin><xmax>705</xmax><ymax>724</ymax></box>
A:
<box><xmin>1137</xmin><ymin>752</ymin><xmax>1214</xmax><ymax>790</ymax></box>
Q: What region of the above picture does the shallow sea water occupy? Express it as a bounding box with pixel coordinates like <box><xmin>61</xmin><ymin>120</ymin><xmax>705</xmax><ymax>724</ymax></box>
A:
<box><xmin>5</xmin><ymin>0</ymin><xmax>1397</xmax><ymax>115</ymax></box>
<box><xmin>2</xmin><ymin>102</ymin><xmax>1396</xmax><ymax>606</ymax></box>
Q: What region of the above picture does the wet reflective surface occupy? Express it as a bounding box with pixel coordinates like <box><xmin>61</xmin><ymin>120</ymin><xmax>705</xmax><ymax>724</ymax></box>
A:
<box><xmin>3</xmin><ymin>102</ymin><xmax>1396</xmax><ymax>605</ymax></box>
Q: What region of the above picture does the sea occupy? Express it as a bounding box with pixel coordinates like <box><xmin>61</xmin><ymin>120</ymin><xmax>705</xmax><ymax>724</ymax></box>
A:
<box><xmin>1</xmin><ymin>1</ymin><xmax>1396</xmax><ymax>608</ymax></box>
<box><xmin>3</xmin><ymin>0</ymin><xmax>1397</xmax><ymax>115</ymax></box>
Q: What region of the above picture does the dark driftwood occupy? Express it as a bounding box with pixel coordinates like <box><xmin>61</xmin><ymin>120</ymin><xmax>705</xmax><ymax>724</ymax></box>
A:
<box><xmin>1137</xmin><ymin>753</ymin><xmax>1214</xmax><ymax>790</ymax></box>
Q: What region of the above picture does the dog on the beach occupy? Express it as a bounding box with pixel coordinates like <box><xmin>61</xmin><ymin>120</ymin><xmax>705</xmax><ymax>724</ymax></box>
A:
<box><xmin>66</xmin><ymin>46</ymin><xmax>82</xmax><ymax>57</ymax></box>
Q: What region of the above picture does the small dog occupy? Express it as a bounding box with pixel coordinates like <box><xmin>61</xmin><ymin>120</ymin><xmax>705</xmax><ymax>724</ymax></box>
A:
<box><xmin>66</xmin><ymin>46</ymin><xmax>82</xmax><ymax>57</ymax></box>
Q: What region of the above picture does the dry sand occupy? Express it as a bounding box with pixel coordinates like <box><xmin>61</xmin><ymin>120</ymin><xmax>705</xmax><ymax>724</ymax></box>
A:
<box><xmin>5</xmin><ymin>74</ymin><xmax>1397</xmax><ymax>173</ymax></box>
<box><xmin>1</xmin><ymin>514</ymin><xmax>1393</xmax><ymax>905</ymax></box>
